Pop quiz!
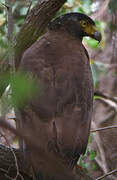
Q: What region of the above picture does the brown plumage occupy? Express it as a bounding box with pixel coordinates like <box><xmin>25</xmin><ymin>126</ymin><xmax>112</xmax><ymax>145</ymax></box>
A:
<box><xmin>19</xmin><ymin>13</ymin><xmax>101</xmax><ymax>178</ymax></box>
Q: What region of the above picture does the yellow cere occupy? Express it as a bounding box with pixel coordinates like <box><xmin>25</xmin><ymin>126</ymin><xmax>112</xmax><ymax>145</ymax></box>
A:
<box><xmin>80</xmin><ymin>20</ymin><xmax>98</xmax><ymax>35</ymax></box>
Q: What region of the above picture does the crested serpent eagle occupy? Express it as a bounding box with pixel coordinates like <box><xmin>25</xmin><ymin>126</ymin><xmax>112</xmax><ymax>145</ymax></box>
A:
<box><xmin>19</xmin><ymin>12</ymin><xmax>101</xmax><ymax>177</ymax></box>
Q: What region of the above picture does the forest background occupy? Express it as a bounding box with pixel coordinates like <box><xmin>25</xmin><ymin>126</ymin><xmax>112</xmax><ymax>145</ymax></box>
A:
<box><xmin>0</xmin><ymin>0</ymin><xmax>117</xmax><ymax>179</ymax></box>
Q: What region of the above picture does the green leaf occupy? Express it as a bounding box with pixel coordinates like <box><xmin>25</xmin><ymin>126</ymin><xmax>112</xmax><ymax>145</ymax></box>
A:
<box><xmin>90</xmin><ymin>63</ymin><xmax>99</xmax><ymax>88</ymax></box>
<box><xmin>88</xmin><ymin>133</ymin><xmax>94</xmax><ymax>144</ymax></box>
<box><xmin>11</xmin><ymin>72</ymin><xmax>38</xmax><ymax>108</ymax></box>
<box><xmin>94</xmin><ymin>95</ymin><xmax>100</xmax><ymax>100</ymax></box>
<box><xmin>78</xmin><ymin>158</ymin><xmax>90</xmax><ymax>169</ymax></box>
<box><xmin>92</xmin><ymin>163</ymin><xmax>97</xmax><ymax>170</ymax></box>
<box><xmin>84</xmin><ymin>37</ymin><xmax>98</xmax><ymax>49</ymax></box>
<box><xmin>89</xmin><ymin>149</ymin><xmax>97</xmax><ymax>160</ymax></box>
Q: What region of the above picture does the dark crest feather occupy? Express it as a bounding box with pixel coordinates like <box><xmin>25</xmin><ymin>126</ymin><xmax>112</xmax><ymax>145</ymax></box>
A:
<box><xmin>48</xmin><ymin>12</ymin><xmax>95</xmax><ymax>30</ymax></box>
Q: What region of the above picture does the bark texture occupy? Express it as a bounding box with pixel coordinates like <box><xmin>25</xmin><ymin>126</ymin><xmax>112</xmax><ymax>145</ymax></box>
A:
<box><xmin>0</xmin><ymin>0</ymin><xmax>67</xmax><ymax>97</ymax></box>
<box><xmin>14</xmin><ymin>0</ymin><xmax>67</xmax><ymax>69</ymax></box>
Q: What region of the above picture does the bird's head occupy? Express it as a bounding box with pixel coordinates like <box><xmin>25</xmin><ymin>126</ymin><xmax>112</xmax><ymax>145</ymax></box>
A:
<box><xmin>48</xmin><ymin>12</ymin><xmax>102</xmax><ymax>42</ymax></box>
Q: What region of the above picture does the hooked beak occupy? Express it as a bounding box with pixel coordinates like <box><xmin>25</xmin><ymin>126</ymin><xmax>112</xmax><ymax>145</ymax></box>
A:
<box><xmin>91</xmin><ymin>31</ymin><xmax>102</xmax><ymax>43</ymax></box>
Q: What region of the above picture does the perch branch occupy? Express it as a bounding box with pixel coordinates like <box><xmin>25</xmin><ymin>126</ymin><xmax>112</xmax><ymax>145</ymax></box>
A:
<box><xmin>96</xmin><ymin>169</ymin><xmax>117</xmax><ymax>180</ymax></box>
<box><xmin>94</xmin><ymin>91</ymin><xmax>117</xmax><ymax>103</ymax></box>
<box><xmin>91</xmin><ymin>125</ymin><xmax>117</xmax><ymax>133</ymax></box>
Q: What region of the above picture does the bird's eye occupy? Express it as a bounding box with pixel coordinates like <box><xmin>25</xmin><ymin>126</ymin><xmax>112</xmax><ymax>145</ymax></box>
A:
<box><xmin>80</xmin><ymin>20</ymin><xmax>87</xmax><ymax>27</ymax></box>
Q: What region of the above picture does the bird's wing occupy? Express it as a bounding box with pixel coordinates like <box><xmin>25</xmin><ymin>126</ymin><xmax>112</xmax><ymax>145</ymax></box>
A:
<box><xmin>19</xmin><ymin>31</ymin><xmax>93</xmax><ymax>169</ymax></box>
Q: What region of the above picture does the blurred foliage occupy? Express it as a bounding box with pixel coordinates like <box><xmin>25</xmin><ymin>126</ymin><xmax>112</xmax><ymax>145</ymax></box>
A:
<box><xmin>0</xmin><ymin>0</ymin><xmax>37</xmax><ymax>51</ymax></box>
<box><xmin>0</xmin><ymin>0</ymin><xmax>116</xmax><ymax>173</ymax></box>
<box><xmin>10</xmin><ymin>72</ymin><xmax>38</xmax><ymax>108</ymax></box>
<box><xmin>90</xmin><ymin>60</ymin><xmax>106</xmax><ymax>88</ymax></box>
<box><xmin>108</xmin><ymin>0</ymin><xmax>117</xmax><ymax>13</ymax></box>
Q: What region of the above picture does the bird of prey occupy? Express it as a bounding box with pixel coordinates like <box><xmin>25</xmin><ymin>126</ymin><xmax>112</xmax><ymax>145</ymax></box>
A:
<box><xmin>19</xmin><ymin>12</ymin><xmax>101</xmax><ymax>178</ymax></box>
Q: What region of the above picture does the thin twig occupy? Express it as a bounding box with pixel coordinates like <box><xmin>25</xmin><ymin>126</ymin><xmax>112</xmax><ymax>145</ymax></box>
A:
<box><xmin>94</xmin><ymin>91</ymin><xmax>117</xmax><ymax>103</ymax></box>
<box><xmin>0</xmin><ymin>127</ymin><xmax>24</xmax><ymax>180</ymax></box>
<box><xmin>91</xmin><ymin>121</ymin><xmax>109</xmax><ymax>174</ymax></box>
<box><xmin>97</xmin><ymin>98</ymin><xmax>117</xmax><ymax>111</ymax></box>
<box><xmin>94</xmin><ymin>91</ymin><xmax>117</xmax><ymax>111</ymax></box>
<box><xmin>96</xmin><ymin>169</ymin><xmax>117</xmax><ymax>180</ymax></box>
<box><xmin>91</xmin><ymin>125</ymin><xmax>117</xmax><ymax>133</ymax></box>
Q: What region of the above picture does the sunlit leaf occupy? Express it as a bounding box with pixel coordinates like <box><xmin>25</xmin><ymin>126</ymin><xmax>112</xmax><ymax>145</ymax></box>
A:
<box><xmin>85</xmin><ymin>38</ymin><xmax>98</xmax><ymax>49</ymax></box>
<box><xmin>94</xmin><ymin>95</ymin><xmax>100</xmax><ymax>100</ymax></box>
